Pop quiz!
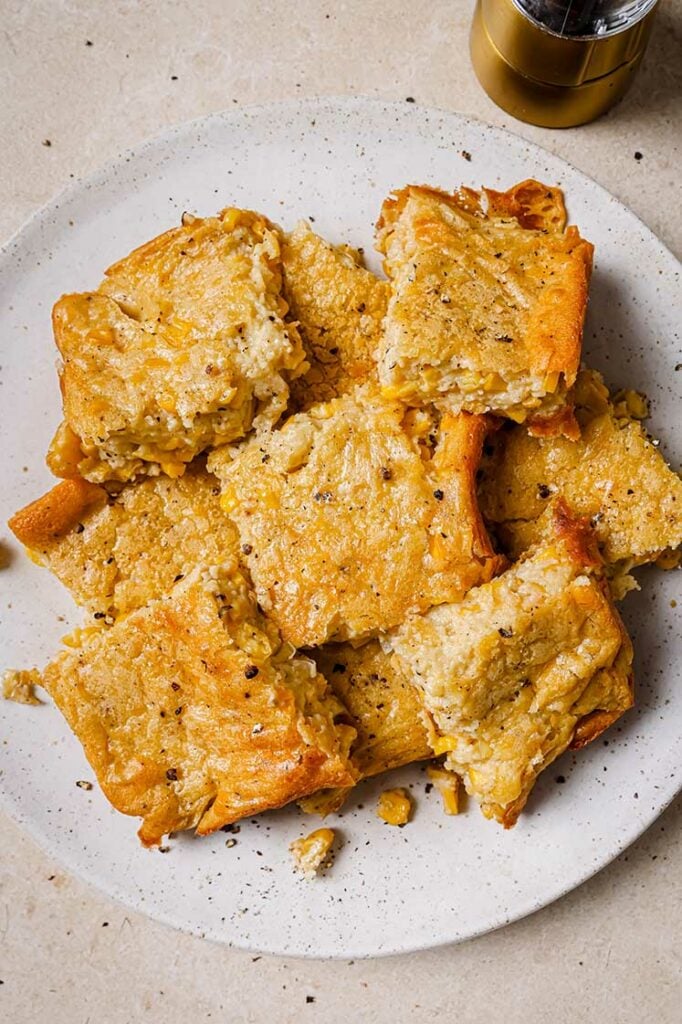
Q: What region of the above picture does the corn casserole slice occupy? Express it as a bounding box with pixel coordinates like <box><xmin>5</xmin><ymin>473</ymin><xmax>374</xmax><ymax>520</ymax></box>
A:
<box><xmin>299</xmin><ymin>640</ymin><xmax>434</xmax><ymax>816</ymax></box>
<box><xmin>316</xmin><ymin>640</ymin><xmax>433</xmax><ymax>780</ymax></box>
<box><xmin>376</xmin><ymin>180</ymin><xmax>593</xmax><ymax>435</ymax></box>
<box><xmin>478</xmin><ymin>368</ymin><xmax>682</xmax><ymax>573</ymax></box>
<box><xmin>281</xmin><ymin>221</ymin><xmax>389</xmax><ymax>409</ymax></box>
<box><xmin>9</xmin><ymin>464</ymin><xmax>239</xmax><ymax>620</ymax></box>
<box><xmin>391</xmin><ymin>503</ymin><xmax>633</xmax><ymax>827</ymax></box>
<box><xmin>47</xmin><ymin>208</ymin><xmax>306</xmax><ymax>483</ymax></box>
<box><xmin>209</xmin><ymin>384</ymin><xmax>504</xmax><ymax>646</ymax></box>
<box><xmin>40</xmin><ymin>563</ymin><xmax>356</xmax><ymax>846</ymax></box>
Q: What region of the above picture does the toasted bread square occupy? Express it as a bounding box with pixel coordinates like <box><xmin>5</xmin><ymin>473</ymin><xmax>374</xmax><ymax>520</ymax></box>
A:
<box><xmin>209</xmin><ymin>385</ymin><xmax>503</xmax><ymax>646</ymax></box>
<box><xmin>281</xmin><ymin>223</ymin><xmax>389</xmax><ymax>409</ymax></box>
<box><xmin>48</xmin><ymin>209</ymin><xmax>306</xmax><ymax>482</ymax></box>
<box><xmin>478</xmin><ymin>369</ymin><xmax>682</xmax><ymax>571</ymax></box>
<box><xmin>40</xmin><ymin>564</ymin><xmax>356</xmax><ymax>845</ymax></box>
<box><xmin>376</xmin><ymin>181</ymin><xmax>593</xmax><ymax>434</ymax></box>
<box><xmin>9</xmin><ymin>465</ymin><xmax>239</xmax><ymax>619</ymax></box>
<box><xmin>391</xmin><ymin>504</ymin><xmax>633</xmax><ymax>827</ymax></box>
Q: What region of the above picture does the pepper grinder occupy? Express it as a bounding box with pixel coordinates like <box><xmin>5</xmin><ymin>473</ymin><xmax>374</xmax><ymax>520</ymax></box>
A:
<box><xmin>470</xmin><ymin>0</ymin><xmax>659</xmax><ymax>127</ymax></box>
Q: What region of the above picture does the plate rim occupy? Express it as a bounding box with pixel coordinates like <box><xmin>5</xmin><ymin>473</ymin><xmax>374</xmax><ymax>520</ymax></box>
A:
<box><xmin>1</xmin><ymin>94</ymin><xmax>680</xmax><ymax>959</ymax></box>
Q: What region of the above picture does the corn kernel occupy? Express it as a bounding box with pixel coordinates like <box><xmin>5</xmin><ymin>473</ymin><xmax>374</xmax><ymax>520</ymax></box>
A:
<box><xmin>432</xmin><ymin>734</ymin><xmax>458</xmax><ymax>756</ymax></box>
<box><xmin>159</xmin><ymin>460</ymin><xmax>186</xmax><ymax>479</ymax></box>
<box><xmin>429</xmin><ymin>533</ymin><xmax>448</xmax><ymax>567</ymax></box>
<box><xmin>220</xmin><ymin>490</ymin><xmax>239</xmax><ymax>513</ymax></box>
<box><xmin>612</xmin><ymin>388</ymin><xmax>649</xmax><ymax>421</ymax></box>
<box><xmin>427</xmin><ymin>765</ymin><xmax>461</xmax><ymax>815</ymax></box>
<box><xmin>158</xmin><ymin>394</ymin><xmax>176</xmax><ymax>413</ymax></box>
<box><xmin>543</xmin><ymin>372</ymin><xmax>560</xmax><ymax>393</ymax></box>
<box><xmin>382</xmin><ymin>383</ymin><xmax>415</xmax><ymax>401</ymax></box>
<box><xmin>377</xmin><ymin>787</ymin><xmax>412</xmax><ymax>826</ymax></box>
<box><xmin>220</xmin><ymin>207</ymin><xmax>242</xmax><ymax>232</ymax></box>
<box><xmin>506</xmin><ymin>407</ymin><xmax>528</xmax><ymax>424</ymax></box>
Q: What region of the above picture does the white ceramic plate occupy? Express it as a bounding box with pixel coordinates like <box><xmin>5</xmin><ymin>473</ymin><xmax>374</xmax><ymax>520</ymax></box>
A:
<box><xmin>1</xmin><ymin>97</ymin><xmax>680</xmax><ymax>959</ymax></box>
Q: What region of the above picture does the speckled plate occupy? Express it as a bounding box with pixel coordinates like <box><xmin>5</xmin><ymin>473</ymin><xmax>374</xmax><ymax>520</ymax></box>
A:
<box><xmin>0</xmin><ymin>97</ymin><xmax>680</xmax><ymax>959</ymax></box>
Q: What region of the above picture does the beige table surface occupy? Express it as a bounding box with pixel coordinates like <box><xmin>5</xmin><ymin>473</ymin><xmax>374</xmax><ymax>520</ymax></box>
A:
<box><xmin>1</xmin><ymin>2</ymin><xmax>681</xmax><ymax>1021</ymax></box>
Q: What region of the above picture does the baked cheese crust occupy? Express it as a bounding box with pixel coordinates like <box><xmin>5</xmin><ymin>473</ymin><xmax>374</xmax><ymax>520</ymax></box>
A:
<box><xmin>48</xmin><ymin>209</ymin><xmax>306</xmax><ymax>482</ymax></box>
<box><xmin>390</xmin><ymin>503</ymin><xmax>633</xmax><ymax>827</ymax></box>
<box><xmin>9</xmin><ymin>464</ymin><xmax>239</xmax><ymax>619</ymax></box>
<box><xmin>209</xmin><ymin>384</ymin><xmax>503</xmax><ymax>646</ymax></box>
<box><xmin>478</xmin><ymin>368</ymin><xmax>682</xmax><ymax>570</ymax></box>
<box><xmin>281</xmin><ymin>222</ymin><xmax>388</xmax><ymax>408</ymax></box>
<box><xmin>40</xmin><ymin>564</ymin><xmax>356</xmax><ymax>846</ymax></box>
<box><xmin>376</xmin><ymin>180</ymin><xmax>593</xmax><ymax>434</ymax></box>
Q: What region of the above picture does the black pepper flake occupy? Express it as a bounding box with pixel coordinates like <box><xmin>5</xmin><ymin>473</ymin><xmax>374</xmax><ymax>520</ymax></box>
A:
<box><xmin>425</xmin><ymin>782</ymin><xmax>433</xmax><ymax>794</ymax></box>
<box><xmin>170</xmin><ymin>681</ymin><xmax>181</xmax><ymax>691</ymax></box>
<box><xmin>225</xmin><ymin>838</ymin><xmax>237</xmax><ymax>848</ymax></box>
<box><xmin>433</xmin><ymin>489</ymin><xmax>444</xmax><ymax>501</ymax></box>
<box><xmin>170</xmin><ymin>75</ymin><xmax>178</xmax><ymax>81</ymax></box>
<box><xmin>380</xmin><ymin>467</ymin><xmax>392</xmax><ymax>480</ymax></box>
<box><xmin>75</xmin><ymin>522</ymin><xmax>85</xmax><ymax>533</ymax></box>
<box><xmin>93</xmin><ymin>611</ymin><xmax>106</xmax><ymax>619</ymax></box>
<box><xmin>42</xmin><ymin>139</ymin><xmax>52</xmax><ymax>147</ymax></box>
<box><xmin>495</xmin><ymin>334</ymin><xmax>514</xmax><ymax>343</ymax></box>
<box><xmin>634</xmin><ymin>151</ymin><xmax>643</xmax><ymax>161</ymax></box>
<box><xmin>76</xmin><ymin>780</ymin><xmax>93</xmax><ymax>790</ymax></box>
<box><xmin>314</xmin><ymin>490</ymin><xmax>333</xmax><ymax>503</ymax></box>
<box><xmin>461</xmin><ymin>150</ymin><xmax>472</xmax><ymax>161</ymax></box>
<box><xmin>306</xmin><ymin>996</ymin><xmax>315</xmax><ymax>1004</ymax></box>
<box><xmin>494</xmin><ymin>252</ymin><xmax>502</xmax><ymax>258</ymax></box>
<box><xmin>166</xmin><ymin>768</ymin><xmax>178</xmax><ymax>781</ymax></box>
<box><xmin>498</xmin><ymin>627</ymin><xmax>513</xmax><ymax>638</ymax></box>
<box><xmin>329</xmin><ymin>346</ymin><xmax>339</xmax><ymax>356</ymax></box>
<box><xmin>174</xmin><ymin>706</ymin><xmax>183</xmax><ymax>716</ymax></box>
<box><xmin>356</xmin><ymin>302</ymin><xmax>366</xmax><ymax>313</ymax></box>
<box><xmin>85</xmin><ymin>39</ymin><xmax>93</xmax><ymax>46</ymax></box>
<box><xmin>242</xmin><ymin>543</ymin><xmax>253</xmax><ymax>555</ymax></box>
<box><xmin>555</xmin><ymin>775</ymin><xmax>566</xmax><ymax>784</ymax></box>
<box><xmin>244</xmin><ymin>665</ymin><xmax>259</xmax><ymax>679</ymax></box>
<box><xmin>332</xmin><ymin>663</ymin><xmax>346</xmax><ymax>674</ymax></box>
<box><xmin>537</xmin><ymin>484</ymin><xmax>551</xmax><ymax>499</ymax></box>
<box><xmin>221</xmin><ymin>823</ymin><xmax>241</xmax><ymax>833</ymax></box>
<box><xmin>405</xmin><ymin>96</ymin><xmax>415</xmax><ymax>103</ymax></box>
<box><xmin>173</xmin><ymin>573</ymin><xmax>184</xmax><ymax>582</ymax></box>
<box><xmin>261</xmin><ymin>453</ymin><xmax>270</xmax><ymax>463</ymax></box>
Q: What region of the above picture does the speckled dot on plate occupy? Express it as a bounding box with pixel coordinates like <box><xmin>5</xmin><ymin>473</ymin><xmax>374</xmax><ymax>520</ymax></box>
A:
<box><xmin>0</xmin><ymin>97</ymin><xmax>680</xmax><ymax>960</ymax></box>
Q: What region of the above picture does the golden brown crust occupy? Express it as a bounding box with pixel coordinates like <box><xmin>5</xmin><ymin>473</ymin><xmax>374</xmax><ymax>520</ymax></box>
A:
<box><xmin>483</xmin><ymin>179</ymin><xmax>568</xmax><ymax>233</ymax></box>
<box><xmin>9</xmin><ymin>465</ymin><xmax>240</xmax><ymax>620</ymax></box>
<box><xmin>527</xmin><ymin>399</ymin><xmax>580</xmax><ymax>442</ymax></box>
<box><xmin>50</xmin><ymin>208</ymin><xmax>306</xmax><ymax>482</ymax></box>
<box><xmin>210</xmin><ymin>385</ymin><xmax>504</xmax><ymax>646</ymax></box>
<box><xmin>391</xmin><ymin>506</ymin><xmax>633</xmax><ymax>827</ymax></box>
<box><xmin>376</xmin><ymin>181</ymin><xmax>593</xmax><ymax>427</ymax></box>
<box><xmin>9</xmin><ymin>478</ymin><xmax>107</xmax><ymax>545</ymax></box>
<box><xmin>281</xmin><ymin>222</ymin><xmax>388</xmax><ymax>409</ymax></box>
<box><xmin>478</xmin><ymin>368</ymin><xmax>682</xmax><ymax>568</ymax></box>
<box><xmin>315</xmin><ymin>640</ymin><xmax>433</xmax><ymax>779</ymax></box>
<box><xmin>40</xmin><ymin>568</ymin><xmax>356</xmax><ymax>846</ymax></box>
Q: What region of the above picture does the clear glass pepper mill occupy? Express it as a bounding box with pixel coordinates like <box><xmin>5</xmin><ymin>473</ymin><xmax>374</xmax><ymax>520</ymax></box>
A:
<box><xmin>471</xmin><ymin>0</ymin><xmax>660</xmax><ymax>127</ymax></box>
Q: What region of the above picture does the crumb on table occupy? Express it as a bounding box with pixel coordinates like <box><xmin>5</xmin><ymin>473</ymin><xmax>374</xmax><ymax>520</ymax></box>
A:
<box><xmin>290</xmin><ymin>827</ymin><xmax>336</xmax><ymax>878</ymax></box>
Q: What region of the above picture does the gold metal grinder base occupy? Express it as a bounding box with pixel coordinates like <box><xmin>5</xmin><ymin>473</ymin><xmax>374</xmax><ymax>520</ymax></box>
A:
<box><xmin>470</xmin><ymin>0</ymin><xmax>659</xmax><ymax>128</ymax></box>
